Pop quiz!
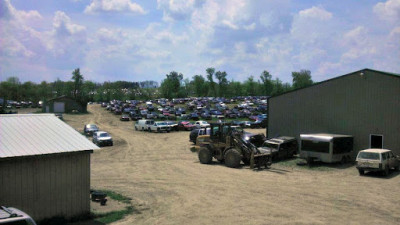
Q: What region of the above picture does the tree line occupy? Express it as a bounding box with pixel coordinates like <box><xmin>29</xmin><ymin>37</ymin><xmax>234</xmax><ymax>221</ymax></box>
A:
<box><xmin>0</xmin><ymin>67</ymin><xmax>314</xmax><ymax>103</ymax></box>
<box><xmin>160</xmin><ymin>68</ymin><xmax>314</xmax><ymax>99</ymax></box>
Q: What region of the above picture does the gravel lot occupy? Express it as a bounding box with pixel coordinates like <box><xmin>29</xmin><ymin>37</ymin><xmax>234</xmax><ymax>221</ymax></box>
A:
<box><xmin>65</xmin><ymin>105</ymin><xmax>400</xmax><ymax>225</ymax></box>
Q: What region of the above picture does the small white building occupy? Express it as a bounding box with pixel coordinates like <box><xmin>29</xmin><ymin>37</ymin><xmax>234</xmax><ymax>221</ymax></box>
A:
<box><xmin>0</xmin><ymin>114</ymin><xmax>99</xmax><ymax>222</ymax></box>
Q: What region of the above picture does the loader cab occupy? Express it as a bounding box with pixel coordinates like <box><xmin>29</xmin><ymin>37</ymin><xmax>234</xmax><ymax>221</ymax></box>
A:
<box><xmin>210</xmin><ymin>123</ymin><xmax>241</xmax><ymax>143</ymax></box>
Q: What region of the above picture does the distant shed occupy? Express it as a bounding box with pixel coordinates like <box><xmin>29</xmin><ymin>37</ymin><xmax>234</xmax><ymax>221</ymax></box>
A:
<box><xmin>43</xmin><ymin>96</ymin><xmax>87</xmax><ymax>113</ymax></box>
<box><xmin>0</xmin><ymin>114</ymin><xmax>99</xmax><ymax>222</ymax></box>
<box><xmin>267</xmin><ymin>68</ymin><xmax>400</xmax><ymax>155</ymax></box>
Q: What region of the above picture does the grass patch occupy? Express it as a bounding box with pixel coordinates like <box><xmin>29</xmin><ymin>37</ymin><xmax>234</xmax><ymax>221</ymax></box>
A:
<box><xmin>93</xmin><ymin>190</ymin><xmax>134</xmax><ymax>224</ymax></box>
<box><xmin>95</xmin><ymin>206</ymin><xmax>134</xmax><ymax>224</ymax></box>
<box><xmin>99</xmin><ymin>190</ymin><xmax>132</xmax><ymax>204</ymax></box>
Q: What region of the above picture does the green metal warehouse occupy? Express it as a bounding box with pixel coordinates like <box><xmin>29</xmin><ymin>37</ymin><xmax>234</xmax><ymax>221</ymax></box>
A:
<box><xmin>267</xmin><ymin>69</ymin><xmax>400</xmax><ymax>156</ymax></box>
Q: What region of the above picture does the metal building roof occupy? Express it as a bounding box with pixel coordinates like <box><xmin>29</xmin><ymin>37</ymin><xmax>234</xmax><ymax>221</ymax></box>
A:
<box><xmin>0</xmin><ymin>114</ymin><xmax>99</xmax><ymax>159</ymax></box>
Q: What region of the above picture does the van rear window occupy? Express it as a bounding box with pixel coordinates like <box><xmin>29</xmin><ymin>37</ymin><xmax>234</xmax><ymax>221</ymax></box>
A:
<box><xmin>358</xmin><ymin>152</ymin><xmax>380</xmax><ymax>160</ymax></box>
<box><xmin>301</xmin><ymin>140</ymin><xmax>329</xmax><ymax>153</ymax></box>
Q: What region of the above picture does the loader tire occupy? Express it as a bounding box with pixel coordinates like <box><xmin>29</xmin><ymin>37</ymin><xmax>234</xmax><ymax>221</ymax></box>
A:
<box><xmin>198</xmin><ymin>147</ymin><xmax>212</xmax><ymax>164</ymax></box>
<box><xmin>242</xmin><ymin>158</ymin><xmax>250</xmax><ymax>165</ymax></box>
<box><xmin>224</xmin><ymin>149</ymin><xmax>242</xmax><ymax>168</ymax></box>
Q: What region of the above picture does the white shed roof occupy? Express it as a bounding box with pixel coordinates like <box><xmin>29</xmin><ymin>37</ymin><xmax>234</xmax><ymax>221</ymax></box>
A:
<box><xmin>0</xmin><ymin>114</ymin><xmax>99</xmax><ymax>159</ymax></box>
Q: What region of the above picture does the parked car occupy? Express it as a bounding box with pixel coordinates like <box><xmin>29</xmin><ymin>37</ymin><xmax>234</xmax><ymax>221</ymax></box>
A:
<box><xmin>178</xmin><ymin>121</ymin><xmax>195</xmax><ymax>131</ymax></box>
<box><xmin>0</xmin><ymin>206</ymin><xmax>37</xmax><ymax>225</ymax></box>
<box><xmin>55</xmin><ymin>113</ymin><xmax>63</xmax><ymax>120</ymax></box>
<box><xmin>189</xmin><ymin>113</ymin><xmax>199</xmax><ymax>120</ymax></box>
<box><xmin>148</xmin><ymin>121</ymin><xmax>170</xmax><ymax>133</ymax></box>
<box><xmin>201</xmin><ymin>112</ymin><xmax>212</xmax><ymax>120</ymax></box>
<box><xmin>356</xmin><ymin>149</ymin><xmax>400</xmax><ymax>176</ymax></box>
<box><xmin>259</xmin><ymin>136</ymin><xmax>298</xmax><ymax>160</ymax></box>
<box><xmin>120</xmin><ymin>114</ymin><xmax>130</xmax><ymax>121</ymax></box>
<box><xmin>195</xmin><ymin>120</ymin><xmax>210</xmax><ymax>128</ymax></box>
<box><xmin>93</xmin><ymin>131</ymin><xmax>113</xmax><ymax>147</ymax></box>
<box><xmin>84</xmin><ymin>124</ymin><xmax>99</xmax><ymax>136</ymax></box>
<box><xmin>165</xmin><ymin>120</ymin><xmax>178</xmax><ymax>131</ymax></box>
<box><xmin>135</xmin><ymin>119</ymin><xmax>154</xmax><ymax>131</ymax></box>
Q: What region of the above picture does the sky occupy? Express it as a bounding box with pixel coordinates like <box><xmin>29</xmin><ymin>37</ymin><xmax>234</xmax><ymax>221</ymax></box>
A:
<box><xmin>0</xmin><ymin>0</ymin><xmax>399</xmax><ymax>84</ymax></box>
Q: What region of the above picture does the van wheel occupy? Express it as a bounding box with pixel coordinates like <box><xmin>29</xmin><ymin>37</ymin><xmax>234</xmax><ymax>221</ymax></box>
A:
<box><xmin>135</xmin><ymin>126</ymin><xmax>138</xmax><ymax>131</ymax></box>
<box><xmin>148</xmin><ymin>128</ymin><xmax>151</xmax><ymax>132</ymax></box>
<box><xmin>384</xmin><ymin>165</ymin><xmax>390</xmax><ymax>176</ymax></box>
<box><xmin>142</xmin><ymin>127</ymin><xmax>144</xmax><ymax>131</ymax></box>
<box><xmin>358</xmin><ymin>169</ymin><xmax>364</xmax><ymax>176</ymax></box>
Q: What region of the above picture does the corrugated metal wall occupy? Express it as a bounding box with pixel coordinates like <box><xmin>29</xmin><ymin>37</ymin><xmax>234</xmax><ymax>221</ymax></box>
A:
<box><xmin>0</xmin><ymin>152</ymin><xmax>91</xmax><ymax>221</ymax></box>
<box><xmin>268</xmin><ymin>70</ymin><xmax>400</xmax><ymax>155</ymax></box>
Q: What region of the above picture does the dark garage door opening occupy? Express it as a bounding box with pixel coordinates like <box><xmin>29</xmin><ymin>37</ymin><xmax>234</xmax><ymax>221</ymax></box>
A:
<box><xmin>370</xmin><ymin>135</ymin><xmax>383</xmax><ymax>149</ymax></box>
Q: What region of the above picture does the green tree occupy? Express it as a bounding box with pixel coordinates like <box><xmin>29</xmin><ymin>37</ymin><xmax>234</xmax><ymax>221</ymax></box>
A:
<box><xmin>71</xmin><ymin>68</ymin><xmax>84</xmax><ymax>100</ymax></box>
<box><xmin>243</xmin><ymin>76</ymin><xmax>257</xmax><ymax>96</ymax></box>
<box><xmin>260</xmin><ymin>70</ymin><xmax>273</xmax><ymax>96</ymax></box>
<box><xmin>160</xmin><ymin>71</ymin><xmax>183</xmax><ymax>99</ymax></box>
<box><xmin>215</xmin><ymin>71</ymin><xmax>228</xmax><ymax>97</ymax></box>
<box><xmin>271</xmin><ymin>78</ymin><xmax>284</xmax><ymax>96</ymax></box>
<box><xmin>191</xmin><ymin>75</ymin><xmax>206</xmax><ymax>97</ymax></box>
<box><xmin>206</xmin><ymin>67</ymin><xmax>216</xmax><ymax>96</ymax></box>
<box><xmin>292</xmin><ymin>70</ymin><xmax>313</xmax><ymax>89</ymax></box>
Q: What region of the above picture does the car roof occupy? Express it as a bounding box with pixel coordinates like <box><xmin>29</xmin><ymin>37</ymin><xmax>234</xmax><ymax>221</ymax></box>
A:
<box><xmin>0</xmin><ymin>207</ymin><xmax>31</xmax><ymax>221</ymax></box>
<box><xmin>96</xmin><ymin>131</ymin><xmax>108</xmax><ymax>135</ymax></box>
<box><xmin>267</xmin><ymin>136</ymin><xmax>296</xmax><ymax>144</ymax></box>
<box><xmin>359</xmin><ymin>149</ymin><xmax>392</xmax><ymax>153</ymax></box>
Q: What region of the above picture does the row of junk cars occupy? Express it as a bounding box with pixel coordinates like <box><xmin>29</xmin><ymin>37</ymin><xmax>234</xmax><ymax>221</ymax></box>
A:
<box><xmin>101</xmin><ymin>97</ymin><xmax>268</xmax><ymax>127</ymax></box>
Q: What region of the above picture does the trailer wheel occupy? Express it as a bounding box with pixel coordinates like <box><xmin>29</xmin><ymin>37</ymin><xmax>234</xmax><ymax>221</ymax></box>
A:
<box><xmin>224</xmin><ymin>148</ymin><xmax>242</xmax><ymax>168</ymax></box>
<box><xmin>198</xmin><ymin>147</ymin><xmax>212</xmax><ymax>164</ymax></box>
<box><xmin>341</xmin><ymin>156</ymin><xmax>348</xmax><ymax>165</ymax></box>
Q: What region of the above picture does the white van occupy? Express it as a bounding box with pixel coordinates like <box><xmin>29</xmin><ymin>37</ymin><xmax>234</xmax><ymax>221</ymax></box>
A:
<box><xmin>135</xmin><ymin>119</ymin><xmax>154</xmax><ymax>131</ymax></box>
<box><xmin>300</xmin><ymin>133</ymin><xmax>354</xmax><ymax>164</ymax></box>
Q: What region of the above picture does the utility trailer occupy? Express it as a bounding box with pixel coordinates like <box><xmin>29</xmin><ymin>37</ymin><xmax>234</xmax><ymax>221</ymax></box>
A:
<box><xmin>300</xmin><ymin>133</ymin><xmax>354</xmax><ymax>164</ymax></box>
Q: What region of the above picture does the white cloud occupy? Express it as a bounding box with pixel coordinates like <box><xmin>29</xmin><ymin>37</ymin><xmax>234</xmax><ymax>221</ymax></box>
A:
<box><xmin>84</xmin><ymin>0</ymin><xmax>146</xmax><ymax>14</ymax></box>
<box><xmin>243</xmin><ymin>23</ymin><xmax>256</xmax><ymax>31</ymax></box>
<box><xmin>373</xmin><ymin>0</ymin><xmax>400</xmax><ymax>23</ymax></box>
<box><xmin>298</xmin><ymin>6</ymin><xmax>332</xmax><ymax>20</ymax></box>
<box><xmin>53</xmin><ymin>11</ymin><xmax>86</xmax><ymax>36</ymax></box>
<box><xmin>0</xmin><ymin>0</ymin><xmax>42</xmax><ymax>21</ymax></box>
<box><xmin>157</xmin><ymin>0</ymin><xmax>204</xmax><ymax>22</ymax></box>
<box><xmin>0</xmin><ymin>0</ymin><xmax>43</xmax><ymax>58</ymax></box>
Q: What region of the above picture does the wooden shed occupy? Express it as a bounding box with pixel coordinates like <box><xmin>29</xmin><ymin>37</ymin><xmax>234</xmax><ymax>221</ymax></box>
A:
<box><xmin>43</xmin><ymin>96</ymin><xmax>87</xmax><ymax>113</ymax></box>
<box><xmin>0</xmin><ymin>114</ymin><xmax>99</xmax><ymax>222</ymax></box>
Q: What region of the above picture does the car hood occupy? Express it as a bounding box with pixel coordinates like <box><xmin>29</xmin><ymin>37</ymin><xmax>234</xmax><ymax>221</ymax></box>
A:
<box><xmin>98</xmin><ymin>137</ymin><xmax>112</xmax><ymax>141</ymax></box>
<box><xmin>257</xmin><ymin>147</ymin><xmax>278</xmax><ymax>154</ymax></box>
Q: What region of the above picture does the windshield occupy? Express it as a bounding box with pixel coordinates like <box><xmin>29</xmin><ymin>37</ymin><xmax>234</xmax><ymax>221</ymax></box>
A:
<box><xmin>358</xmin><ymin>152</ymin><xmax>380</xmax><ymax>160</ymax></box>
<box><xmin>100</xmin><ymin>133</ymin><xmax>110</xmax><ymax>137</ymax></box>
<box><xmin>87</xmin><ymin>124</ymin><xmax>98</xmax><ymax>129</ymax></box>
<box><xmin>156</xmin><ymin>122</ymin><xmax>166</xmax><ymax>125</ymax></box>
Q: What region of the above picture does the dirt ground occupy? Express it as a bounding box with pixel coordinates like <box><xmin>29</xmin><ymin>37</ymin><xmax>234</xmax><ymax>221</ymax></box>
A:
<box><xmin>64</xmin><ymin>105</ymin><xmax>400</xmax><ymax>225</ymax></box>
